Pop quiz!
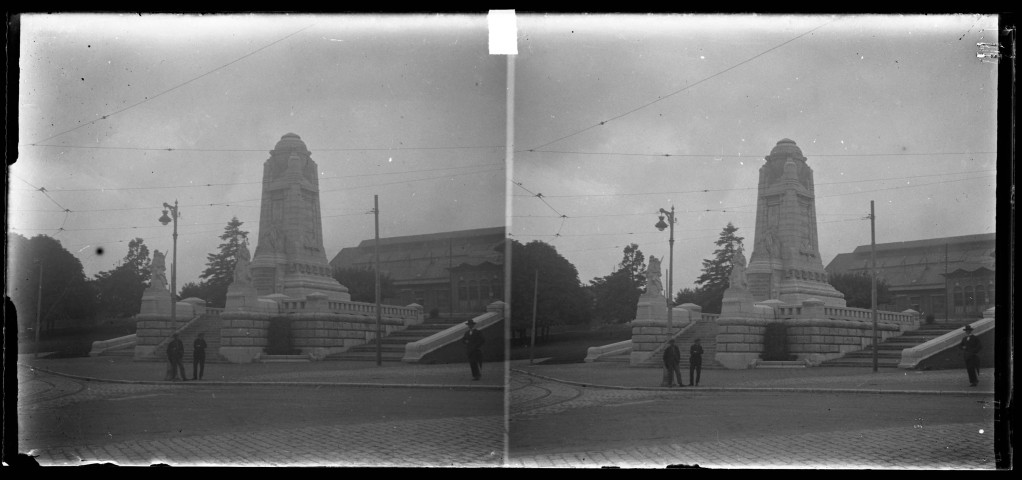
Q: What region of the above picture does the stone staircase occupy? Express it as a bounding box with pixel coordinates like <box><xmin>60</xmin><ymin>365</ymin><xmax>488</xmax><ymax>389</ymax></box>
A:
<box><xmin>325</xmin><ymin>314</ymin><xmax>469</xmax><ymax>362</ymax></box>
<box><xmin>819</xmin><ymin>319</ymin><xmax>976</xmax><ymax>368</ymax></box>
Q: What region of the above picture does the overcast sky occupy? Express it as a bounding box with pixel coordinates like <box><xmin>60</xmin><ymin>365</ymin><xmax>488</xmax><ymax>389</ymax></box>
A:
<box><xmin>10</xmin><ymin>13</ymin><xmax>1002</xmax><ymax>300</ymax></box>
<box><xmin>511</xmin><ymin>13</ymin><xmax>999</xmax><ymax>291</ymax></box>
<box><xmin>12</xmin><ymin>14</ymin><xmax>507</xmax><ymax>288</ymax></box>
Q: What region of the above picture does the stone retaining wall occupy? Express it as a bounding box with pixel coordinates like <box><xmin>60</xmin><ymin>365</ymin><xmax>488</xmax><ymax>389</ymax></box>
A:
<box><xmin>714</xmin><ymin>299</ymin><xmax>919</xmax><ymax>369</ymax></box>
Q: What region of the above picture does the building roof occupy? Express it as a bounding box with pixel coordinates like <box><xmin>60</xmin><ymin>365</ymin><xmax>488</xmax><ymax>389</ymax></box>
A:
<box><xmin>330</xmin><ymin>227</ymin><xmax>505</xmax><ymax>286</ymax></box>
<box><xmin>826</xmin><ymin>233</ymin><xmax>995</xmax><ymax>289</ymax></box>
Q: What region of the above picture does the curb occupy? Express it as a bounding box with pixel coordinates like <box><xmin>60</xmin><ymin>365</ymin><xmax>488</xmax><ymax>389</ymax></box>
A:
<box><xmin>19</xmin><ymin>363</ymin><xmax>504</xmax><ymax>392</ymax></box>
<box><xmin>510</xmin><ymin>368</ymin><xmax>992</xmax><ymax>396</ymax></box>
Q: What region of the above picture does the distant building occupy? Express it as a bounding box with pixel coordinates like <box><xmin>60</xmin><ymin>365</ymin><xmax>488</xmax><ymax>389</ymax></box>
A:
<box><xmin>825</xmin><ymin>233</ymin><xmax>995</xmax><ymax>318</ymax></box>
<box><xmin>330</xmin><ymin>227</ymin><xmax>505</xmax><ymax>315</ymax></box>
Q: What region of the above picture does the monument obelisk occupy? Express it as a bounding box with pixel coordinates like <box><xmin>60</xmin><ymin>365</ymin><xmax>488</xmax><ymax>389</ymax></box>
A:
<box><xmin>249</xmin><ymin>133</ymin><xmax>351</xmax><ymax>301</ymax></box>
<box><xmin>746</xmin><ymin>139</ymin><xmax>846</xmax><ymax>306</ymax></box>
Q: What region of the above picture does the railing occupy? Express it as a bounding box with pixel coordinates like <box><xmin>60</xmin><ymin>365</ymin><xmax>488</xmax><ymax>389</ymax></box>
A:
<box><xmin>204</xmin><ymin>307</ymin><xmax>224</xmax><ymax>316</ymax></box>
<box><xmin>89</xmin><ymin>333</ymin><xmax>138</xmax><ymax>356</ymax></box>
<box><xmin>403</xmin><ymin>302</ymin><xmax>503</xmax><ymax>363</ymax></box>
<box><xmin>277</xmin><ymin>299</ymin><xmax>419</xmax><ymax>318</ymax></box>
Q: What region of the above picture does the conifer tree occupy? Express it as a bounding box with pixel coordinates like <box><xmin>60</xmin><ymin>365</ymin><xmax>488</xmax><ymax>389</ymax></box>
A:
<box><xmin>694</xmin><ymin>222</ymin><xmax>744</xmax><ymax>314</ymax></box>
<box><xmin>198</xmin><ymin>217</ymin><xmax>249</xmax><ymax>307</ymax></box>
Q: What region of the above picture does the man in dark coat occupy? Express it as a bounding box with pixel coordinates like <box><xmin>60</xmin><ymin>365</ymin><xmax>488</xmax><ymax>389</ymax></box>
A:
<box><xmin>167</xmin><ymin>333</ymin><xmax>187</xmax><ymax>381</ymax></box>
<box><xmin>662</xmin><ymin>339</ymin><xmax>685</xmax><ymax>387</ymax></box>
<box><xmin>689</xmin><ymin>338</ymin><xmax>704</xmax><ymax>386</ymax></box>
<box><xmin>958</xmin><ymin>325</ymin><xmax>982</xmax><ymax>387</ymax></box>
<box><xmin>192</xmin><ymin>332</ymin><xmax>207</xmax><ymax>380</ymax></box>
<box><xmin>462</xmin><ymin>319</ymin><xmax>485</xmax><ymax>380</ymax></box>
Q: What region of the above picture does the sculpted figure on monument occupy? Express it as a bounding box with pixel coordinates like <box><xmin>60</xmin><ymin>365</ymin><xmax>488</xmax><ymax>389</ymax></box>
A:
<box><xmin>233</xmin><ymin>242</ymin><xmax>252</xmax><ymax>285</ymax></box>
<box><xmin>646</xmin><ymin>255</ymin><xmax>664</xmax><ymax>297</ymax></box>
<box><xmin>729</xmin><ymin>248</ymin><xmax>748</xmax><ymax>291</ymax></box>
<box><xmin>150</xmin><ymin>250</ymin><xmax>168</xmax><ymax>287</ymax></box>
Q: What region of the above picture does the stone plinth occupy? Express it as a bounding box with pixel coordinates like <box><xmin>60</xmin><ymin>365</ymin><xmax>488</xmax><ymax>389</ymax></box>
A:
<box><xmin>139</xmin><ymin>287</ymin><xmax>172</xmax><ymax>316</ymax></box>
<box><xmin>747</xmin><ymin>139</ymin><xmax>846</xmax><ymax>307</ymax></box>
<box><xmin>635</xmin><ymin>292</ymin><xmax>668</xmax><ymax>323</ymax></box>
<box><xmin>225</xmin><ymin>283</ymin><xmax>263</xmax><ymax>312</ymax></box>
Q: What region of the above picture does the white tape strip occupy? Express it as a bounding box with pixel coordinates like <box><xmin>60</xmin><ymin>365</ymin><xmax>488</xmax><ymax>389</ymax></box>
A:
<box><xmin>488</xmin><ymin>10</ymin><xmax>518</xmax><ymax>55</ymax></box>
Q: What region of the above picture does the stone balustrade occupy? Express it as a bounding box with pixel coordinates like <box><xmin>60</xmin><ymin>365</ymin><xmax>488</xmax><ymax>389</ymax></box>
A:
<box><xmin>89</xmin><ymin>333</ymin><xmax>137</xmax><ymax>356</ymax></box>
<box><xmin>403</xmin><ymin>302</ymin><xmax>504</xmax><ymax>363</ymax></box>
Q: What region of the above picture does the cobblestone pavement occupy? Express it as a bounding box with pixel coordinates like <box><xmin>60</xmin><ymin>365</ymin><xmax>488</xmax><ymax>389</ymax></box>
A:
<box><xmin>18</xmin><ymin>366</ymin><xmax>505</xmax><ymax>467</ymax></box>
<box><xmin>508</xmin><ymin>371</ymin><xmax>997</xmax><ymax>469</ymax></box>
<box><xmin>506</xmin><ymin>422</ymin><xmax>995</xmax><ymax>469</ymax></box>
<box><xmin>24</xmin><ymin>416</ymin><xmax>505</xmax><ymax>467</ymax></box>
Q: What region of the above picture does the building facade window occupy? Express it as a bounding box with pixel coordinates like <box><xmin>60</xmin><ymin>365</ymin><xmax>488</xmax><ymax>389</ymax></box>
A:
<box><xmin>953</xmin><ymin>285</ymin><xmax>964</xmax><ymax>314</ymax></box>
<box><xmin>964</xmin><ymin>286</ymin><xmax>975</xmax><ymax>313</ymax></box>
<box><xmin>975</xmin><ymin>285</ymin><xmax>986</xmax><ymax>310</ymax></box>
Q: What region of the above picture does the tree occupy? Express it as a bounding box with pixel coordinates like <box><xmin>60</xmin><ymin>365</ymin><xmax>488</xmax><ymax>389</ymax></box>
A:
<box><xmin>93</xmin><ymin>238</ymin><xmax>152</xmax><ymax>317</ymax></box>
<box><xmin>694</xmin><ymin>222</ymin><xmax>745</xmax><ymax>314</ymax></box>
<box><xmin>828</xmin><ymin>271</ymin><xmax>892</xmax><ymax>309</ymax></box>
<box><xmin>178</xmin><ymin>281</ymin><xmax>211</xmax><ymax>302</ymax></box>
<box><xmin>332</xmin><ymin>267</ymin><xmax>396</xmax><ymax>303</ymax></box>
<box><xmin>7</xmin><ymin>233</ymin><xmax>97</xmax><ymax>335</ymax></box>
<box><xmin>589</xmin><ymin>243</ymin><xmax>647</xmax><ymax>324</ymax></box>
<box><xmin>198</xmin><ymin>217</ymin><xmax>249</xmax><ymax>308</ymax></box>
<box><xmin>673</xmin><ymin>286</ymin><xmax>705</xmax><ymax>307</ymax></box>
<box><xmin>510</xmin><ymin>240</ymin><xmax>591</xmax><ymax>343</ymax></box>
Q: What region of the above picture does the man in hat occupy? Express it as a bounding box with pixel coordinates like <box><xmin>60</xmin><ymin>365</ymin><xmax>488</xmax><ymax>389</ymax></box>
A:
<box><xmin>958</xmin><ymin>324</ymin><xmax>982</xmax><ymax>387</ymax></box>
<box><xmin>662</xmin><ymin>339</ymin><xmax>684</xmax><ymax>387</ymax></box>
<box><xmin>689</xmin><ymin>338</ymin><xmax>704</xmax><ymax>386</ymax></box>
<box><xmin>167</xmin><ymin>333</ymin><xmax>187</xmax><ymax>381</ymax></box>
<box><xmin>462</xmin><ymin>319</ymin><xmax>485</xmax><ymax>380</ymax></box>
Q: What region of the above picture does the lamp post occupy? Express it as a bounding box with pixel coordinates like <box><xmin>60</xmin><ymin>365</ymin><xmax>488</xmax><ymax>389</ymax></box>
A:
<box><xmin>655</xmin><ymin>206</ymin><xmax>676</xmax><ymax>336</ymax></box>
<box><xmin>159</xmin><ymin>200</ymin><xmax>180</xmax><ymax>324</ymax></box>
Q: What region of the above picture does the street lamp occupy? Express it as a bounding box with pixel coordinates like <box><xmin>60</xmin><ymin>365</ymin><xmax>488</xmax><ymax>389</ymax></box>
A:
<box><xmin>159</xmin><ymin>200</ymin><xmax>180</xmax><ymax>324</ymax></box>
<box><xmin>655</xmin><ymin>206</ymin><xmax>675</xmax><ymax>336</ymax></box>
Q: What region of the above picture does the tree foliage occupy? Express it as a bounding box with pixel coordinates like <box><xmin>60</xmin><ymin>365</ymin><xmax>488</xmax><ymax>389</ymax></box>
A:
<box><xmin>510</xmin><ymin>240</ymin><xmax>591</xmax><ymax>338</ymax></box>
<box><xmin>828</xmin><ymin>271</ymin><xmax>892</xmax><ymax>309</ymax></box>
<box><xmin>589</xmin><ymin>243</ymin><xmax>647</xmax><ymax>324</ymax></box>
<box><xmin>332</xmin><ymin>267</ymin><xmax>396</xmax><ymax>303</ymax></box>
<box><xmin>7</xmin><ymin>233</ymin><xmax>97</xmax><ymax>335</ymax></box>
<box><xmin>93</xmin><ymin>237</ymin><xmax>151</xmax><ymax>317</ymax></box>
<box><xmin>197</xmin><ymin>217</ymin><xmax>249</xmax><ymax>307</ymax></box>
<box><xmin>693</xmin><ymin>222</ymin><xmax>745</xmax><ymax>314</ymax></box>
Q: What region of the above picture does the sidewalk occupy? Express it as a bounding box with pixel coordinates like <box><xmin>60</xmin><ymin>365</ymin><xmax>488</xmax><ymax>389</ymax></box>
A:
<box><xmin>510</xmin><ymin>359</ymin><xmax>996</xmax><ymax>395</ymax></box>
<box><xmin>17</xmin><ymin>354</ymin><xmax>504</xmax><ymax>390</ymax></box>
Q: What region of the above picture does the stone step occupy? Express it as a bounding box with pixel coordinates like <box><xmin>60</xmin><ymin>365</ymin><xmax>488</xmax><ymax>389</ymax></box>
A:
<box><xmin>754</xmin><ymin>361</ymin><xmax>807</xmax><ymax>369</ymax></box>
<box><xmin>325</xmin><ymin>351</ymin><xmax>405</xmax><ymax>362</ymax></box>
<box><xmin>258</xmin><ymin>354</ymin><xmax>311</xmax><ymax>363</ymax></box>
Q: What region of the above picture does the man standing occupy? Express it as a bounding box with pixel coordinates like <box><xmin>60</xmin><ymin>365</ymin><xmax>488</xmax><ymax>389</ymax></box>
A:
<box><xmin>958</xmin><ymin>325</ymin><xmax>982</xmax><ymax>387</ymax></box>
<box><xmin>662</xmin><ymin>339</ymin><xmax>685</xmax><ymax>387</ymax></box>
<box><xmin>461</xmin><ymin>319</ymin><xmax>485</xmax><ymax>381</ymax></box>
<box><xmin>689</xmin><ymin>338</ymin><xmax>704</xmax><ymax>387</ymax></box>
<box><xmin>167</xmin><ymin>333</ymin><xmax>187</xmax><ymax>381</ymax></box>
<box><xmin>192</xmin><ymin>332</ymin><xmax>208</xmax><ymax>381</ymax></box>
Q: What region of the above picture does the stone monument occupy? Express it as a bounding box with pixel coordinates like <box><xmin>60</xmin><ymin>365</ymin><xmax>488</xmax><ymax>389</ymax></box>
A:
<box><xmin>248</xmin><ymin>133</ymin><xmax>351</xmax><ymax>301</ymax></box>
<box><xmin>225</xmin><ymin>241</ymin><xmax>262</xmax><ymax>311</ymax></box>
<box><xmin>746</xmin><ymin>139</ymin><xmax>846</xmax><ymax>306</ymax></box>
<box><xmin>721</xmin><ymin>247</ymin><xmax>756</xmax><ymax>313</ymax></box>
<box><xmin>139</xmin><ymin>250</ymin><xmax>171</xmax><ymax>315</ymax></box>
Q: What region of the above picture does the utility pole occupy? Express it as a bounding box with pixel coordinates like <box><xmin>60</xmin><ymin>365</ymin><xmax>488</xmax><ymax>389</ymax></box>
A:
<box><xmin>35</xmin><ymin>259</ymin><xmax>43</xmax><ymax>358</ymax></box>
<box><xmin>374</xmin><ymin>194</ymin><xmax>382</xmax><ymax>366</ymax></box>
<box><xmin>945</xmin><ymin>242</ymin><xmax>949</xmax><ymax>323</ymax></box>
<box><xmin>530</xmin><ymin>269</ymin><xmax>539</xmax><ymax>365</ymax></box>
<box><xmin>870</xmin><ymin>200</ymin><xmax>878</xmax><ymax>373</ymax></box>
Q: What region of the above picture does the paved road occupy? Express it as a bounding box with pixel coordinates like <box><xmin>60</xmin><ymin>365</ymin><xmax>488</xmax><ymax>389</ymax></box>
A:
<box><xmin>17</xmin><ymin>366</ymin><xmax>505</xmax><ymax>467</ymax></box>
<box><xmin>508</xmin><ymin>371</ymin><xmax>998</xmax><ymax>469</ymax></box>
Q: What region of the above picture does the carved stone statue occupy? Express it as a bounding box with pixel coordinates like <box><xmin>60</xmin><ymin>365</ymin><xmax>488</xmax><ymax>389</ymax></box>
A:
<box><xmin>729</xmin><ymin>248</ymin><xmax>748</xmax><ymax>291</ymax></box>
<box><xmin>646</xmin><ymin>255</ymin><xmax>664</xmax><ymax>297</ymax></box>
<box><xmin>150</xmin><ymin>250</ymin><xmax>168</xmax><ymax>288</ymax></box>
<box><xmin>233</xmin><ymin>242</ymin><xmax>252</xmax><ymax>285</ymax></box>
